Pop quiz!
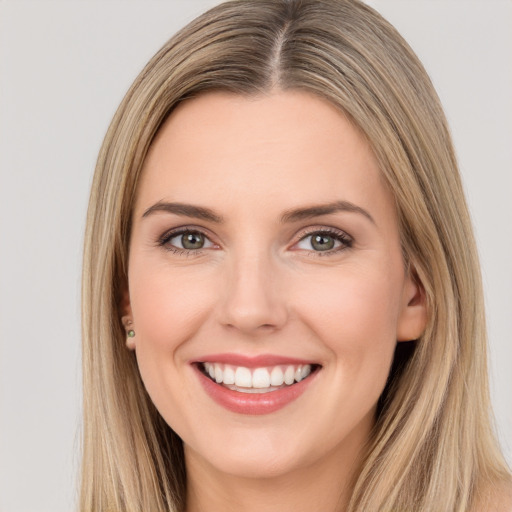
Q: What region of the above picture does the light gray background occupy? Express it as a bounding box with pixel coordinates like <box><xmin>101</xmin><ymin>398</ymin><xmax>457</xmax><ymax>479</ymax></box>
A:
<box><xmin>0</xmin><ymin>1</ymin><xmax>510</xmax><ymax>511</ymax></box>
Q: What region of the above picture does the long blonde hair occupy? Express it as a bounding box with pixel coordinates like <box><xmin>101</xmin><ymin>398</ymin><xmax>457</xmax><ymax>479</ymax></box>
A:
<box><xmin>81</xmin><ymin>1</ymin><xmax>510</xmax><ymax>510</ymax></box>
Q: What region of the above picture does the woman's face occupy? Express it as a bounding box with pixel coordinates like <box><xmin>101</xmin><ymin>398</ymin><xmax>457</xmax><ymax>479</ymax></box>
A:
<box><xmin>125</xmin><ymin>91</ymin><xmax>426</xmax><ymax>480</ymax></box>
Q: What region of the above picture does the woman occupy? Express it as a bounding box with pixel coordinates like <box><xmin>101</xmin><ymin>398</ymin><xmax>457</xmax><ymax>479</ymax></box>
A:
<box><xmin>80</xmin><ymin>0</ymin><xmax>512</xmax><ymax>510</ymax></box>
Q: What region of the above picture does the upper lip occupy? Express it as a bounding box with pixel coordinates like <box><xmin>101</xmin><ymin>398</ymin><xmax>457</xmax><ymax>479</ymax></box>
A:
<box><xmin>191</xmin><ymin>353</ymin><xmax>320</xmax><ymax>368</ymax></box>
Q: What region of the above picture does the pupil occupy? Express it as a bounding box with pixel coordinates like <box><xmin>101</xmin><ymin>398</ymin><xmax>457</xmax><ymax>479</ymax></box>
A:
<box><xmin>312</xmin><ymin>234</ymin><xmax>334</xmax><ymax>251</ymax></box>
<box><xmin>182</xmin><ymin>232</ymin><xmax>204</xmax><ymax>249</ymax></box>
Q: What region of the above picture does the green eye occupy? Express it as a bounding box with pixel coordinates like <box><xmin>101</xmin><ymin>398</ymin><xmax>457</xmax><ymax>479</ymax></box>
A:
<box><xmin>295</xmin><ymin>229</ymin><xmax>352</xmax><ymax>253</ymax></box>
<box><xmin>310</xmin><ymin>234</ymin><xmax>335</xmax><ymax>251</ymax></box>
<box><xmin>163</xmin><ymin>230</ymin><xmax>214</xmax><ymax>252</ymax></box>
<box><xmin>181</xmin><ymin>232</ymin><xmax>205</xmax><ymax>250</ymax></box>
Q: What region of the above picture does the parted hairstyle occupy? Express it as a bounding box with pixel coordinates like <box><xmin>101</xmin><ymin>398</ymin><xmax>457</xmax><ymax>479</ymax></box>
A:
<box><xmin>81</xmin><ymin>0</ymin><xmax>511</xmax><ymax>510</ymax></box>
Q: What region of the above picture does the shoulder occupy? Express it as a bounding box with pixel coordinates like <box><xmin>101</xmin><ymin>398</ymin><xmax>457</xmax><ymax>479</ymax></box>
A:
<box><xmin>475</xmin><ymin>478</ymin><xmax>512</xmax><ymax>512</ymax></box>
<box><xmin>494</xmin><ymin>481</ymin><xmax>512</xmax><ymax>512</ymax></box>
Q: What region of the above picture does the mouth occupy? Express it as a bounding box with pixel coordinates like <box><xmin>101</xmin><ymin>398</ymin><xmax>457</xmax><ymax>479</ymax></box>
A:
<box><xmin>192</xmin><ymin>357</ymin><xmax>321</xmax><ymax>415</ymax></box>
<box><xmin>198</xmin><ymin>362</ymin><xmax>320</xmax><ymax>393</ymax></box>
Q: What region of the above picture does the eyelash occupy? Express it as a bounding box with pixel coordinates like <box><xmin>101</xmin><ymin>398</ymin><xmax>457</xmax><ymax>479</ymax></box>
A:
<box><xmin>157</xmin><ymin>226</ymin><xmax>353</xmax><ymax>257</ymax></box>
<box><xmin>294</xmin><ymin>227</ymin><xmax>353</xmax><ymax>256</ymax></box>
<box><xmin>157</xmin><ymin>228</ymin><xmax>212</xmax><ymax>257</ymax></box>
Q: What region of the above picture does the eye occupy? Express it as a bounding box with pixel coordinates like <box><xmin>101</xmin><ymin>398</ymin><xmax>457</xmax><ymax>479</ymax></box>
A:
<box><xmin>160</xmin><ymin>229</ymin><xmax>215</xmax><ymax>253</ymax></box>
<box><xmin>295</xmin><ymin>229</ymin><xmax>352</xmax><ymax>253</ymax></box>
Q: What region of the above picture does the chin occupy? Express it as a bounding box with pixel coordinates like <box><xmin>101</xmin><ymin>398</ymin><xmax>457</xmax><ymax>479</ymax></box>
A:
<box><xmin>184</xmin><ymin>424</ymin><xmax>318</xmax><ymax>480</ymax></box>
<box><xmin>196</xmin><ymin>444</ymin><xmax>308</xmax><ymax>480</ymax></box>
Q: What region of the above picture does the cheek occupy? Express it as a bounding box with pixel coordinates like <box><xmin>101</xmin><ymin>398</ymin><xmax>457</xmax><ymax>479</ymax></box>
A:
<box><xmin>293</xmin><ymin>264</ymin><xmax>403</xmax><ymax>391</ymax></box>
<box><xmin>296</xmin><ymin>264</ymin><xmax>403</xmax><ymax>343</ymax></box>
<box><xmin>129</xmin><ymin>260</ymin><xmax>216</xmax><ymax>351</ymax></box>
<box><xmin>127</xmin><ymin>259</ymin><xmax>220</xmax><ymax>414</ymax></box>
<box><xmin>126</xmin><ymin>260</ymin><xmax>221</xmax><ymax>433</ymax></box>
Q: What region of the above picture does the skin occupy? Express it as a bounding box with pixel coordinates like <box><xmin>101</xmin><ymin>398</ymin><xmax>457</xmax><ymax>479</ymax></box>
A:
<box><xmin>123</xmin><ymin>90</ymin><xmax>427</xmax><ymax>512</ymax></box>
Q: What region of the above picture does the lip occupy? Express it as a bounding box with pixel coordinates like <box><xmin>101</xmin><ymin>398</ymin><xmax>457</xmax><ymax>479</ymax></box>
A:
<box><xmin>192</xmin><ymin>357</ymin><xmax>320</xmax><ymax>415</ymax></box>
<box><xmin>192</xmin><ymin>353</ymin><xmax>316</xmax><ymax>368</ymax></box>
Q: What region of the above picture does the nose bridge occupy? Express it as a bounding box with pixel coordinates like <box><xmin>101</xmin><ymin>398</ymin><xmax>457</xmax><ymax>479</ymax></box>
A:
<box><xmin>218</xmin><ymin>243</ymin><xmax>287</xmax><ymax>333</ymax></box>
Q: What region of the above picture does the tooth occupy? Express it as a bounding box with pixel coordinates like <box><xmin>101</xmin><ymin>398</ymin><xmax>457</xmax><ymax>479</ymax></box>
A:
<box><xmin>226</xmin><ymin>385</ymin><xmax>279</xmax><ymax>394</ymax></box>
<box><xmin>214</xmin><ymin>364</ymin><xmax>223</xmax><ymax>383</ymax></box>
<box><xmin>235</xmin><ymin>366</ymin><xmax>252</xmax><ymax>387</ymax></box>
<box><xmin>252</xmin><ymin>368</ymin><xmax>270</xmax><ymax>388</ymax></box>
<box><xmin>284</xmin><ymin>365</ymin><xmax>295</xmax><ymax>385</ymax></box>
<box><xmin>205</xmin><ymin>362</ymin><xmax>314</xmax><ymax>388</ymax></box>
<box><xmin>270</xmin><ymin>366</ymin><xmax>284</xmax><ymax>386</ymax></box>
<box><xmin>223</xmin><ymin>365</ymin><xmax>235</xmax><ymax>385</ymax></box>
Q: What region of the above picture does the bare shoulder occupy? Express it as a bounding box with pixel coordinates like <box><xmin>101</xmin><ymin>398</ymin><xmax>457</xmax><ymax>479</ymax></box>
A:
<box><xmin>476</xmin><ymin>478</ymin><xmax>512</xmax><ymax>512</ymax></box>
<box><xmin>495</xmin><ymin>480</ymin><xmax>512</xmax><ymax>512</ymax></box>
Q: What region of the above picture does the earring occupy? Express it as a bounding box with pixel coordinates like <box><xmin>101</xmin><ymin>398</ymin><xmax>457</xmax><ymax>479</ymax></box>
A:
<box><xmin>121</xmin><ymin>315</ymin><xmax>135</xmax><ymax>342</ymax></box>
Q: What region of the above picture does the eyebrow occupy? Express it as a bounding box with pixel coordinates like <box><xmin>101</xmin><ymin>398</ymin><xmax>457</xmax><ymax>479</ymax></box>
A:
<box><xmin>142</xmin><ymin>200</ymin><xmax>374</xmax><ymax>225</ymax></box>
<box><xmin>142</xmin><ymin>201</ymin><xmax>224</xmax><ymax>223</ymax></box>
<box><xmin>280</xmin><ymin>200</ymin><xmax>375</xmax><ymax>225</ymax></box>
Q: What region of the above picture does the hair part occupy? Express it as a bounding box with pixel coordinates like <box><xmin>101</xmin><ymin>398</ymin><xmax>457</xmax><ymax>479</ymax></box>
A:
<box><xmin>81</xmin><ymin>1</ymin><xmax>510</xmax><ymax>510</ymax></box>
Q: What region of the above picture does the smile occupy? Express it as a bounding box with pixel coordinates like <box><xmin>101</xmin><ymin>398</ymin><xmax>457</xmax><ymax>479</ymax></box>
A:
<box><xmin>193</xmin><ymin>357</ymin><xmax>321</xmax><ymax>414</ymax></box>
<box><xmin>201</xmin><ymin>362</ymin><xmax>314</xmax><ymax>393</ymax></box>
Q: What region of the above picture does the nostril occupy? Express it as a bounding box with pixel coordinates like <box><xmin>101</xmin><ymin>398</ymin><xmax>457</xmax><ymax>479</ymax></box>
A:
<box><xmin>217</xmin><ymin>269</ymin><xmax>288</xmax><ymax>333</ymax></box>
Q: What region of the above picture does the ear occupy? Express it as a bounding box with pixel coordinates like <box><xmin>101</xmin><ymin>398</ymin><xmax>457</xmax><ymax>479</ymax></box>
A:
<box><xmin>396</xmin><ymin>266</ymin><xmax>428</xmax><ymax>342</ymax></box>
<box><xmin>120</xmin><ymin>287</ymin><xmax>136</xmax><ymax>350</ymax></box>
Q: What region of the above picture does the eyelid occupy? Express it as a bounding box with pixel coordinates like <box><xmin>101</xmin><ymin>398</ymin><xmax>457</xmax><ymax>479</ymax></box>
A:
<box><xmin>157</xmin><ymin>225</ymin><xmax>218</xmax><ymax>252</ymax></box>
<box><xmin>169</xmin><ymin>231</ymin><xmax>215</xmax><ymax>249</ymax></box>
<box><xmin>294</xmin><ymin>224</ymin><xmax>351</xmax><ymax>239</ymax></box>
<box><xmin>156</xmin><ymin>224</ymin><xmax>353</xmax><ymax>255</ymax></box>
<box><xmin>291</xmin><ymin>226</ymin><xmax>353</xmax><ymax>254</ymax></box>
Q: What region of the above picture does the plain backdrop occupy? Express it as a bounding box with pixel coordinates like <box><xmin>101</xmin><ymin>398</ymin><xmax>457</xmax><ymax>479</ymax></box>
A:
<box><xmin>0</xmin><ymin>1</ymin><xmax>511</xmax><ymax>511</ymax></box>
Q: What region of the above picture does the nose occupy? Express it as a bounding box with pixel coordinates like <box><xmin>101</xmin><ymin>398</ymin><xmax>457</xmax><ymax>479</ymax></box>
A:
<box><xmin>217</xmin><ymin>251</ymin><xmax>288</xmax><ymax>335</ymax></box>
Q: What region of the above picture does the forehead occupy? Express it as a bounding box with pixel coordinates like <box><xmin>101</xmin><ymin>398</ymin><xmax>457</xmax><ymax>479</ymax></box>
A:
<box><xmin>135</xmin><ymin>90</ymin><xmax>392</xmax><ymax>221</ymax></box>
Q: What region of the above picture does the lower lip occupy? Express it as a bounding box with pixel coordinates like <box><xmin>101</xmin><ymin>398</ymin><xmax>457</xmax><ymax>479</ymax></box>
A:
<box><xmin>193</xmin><ymin>365</ymin><xmax>319</xmax><ymax>415</ymax></box>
